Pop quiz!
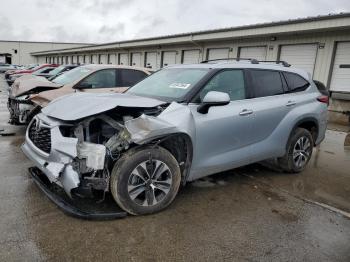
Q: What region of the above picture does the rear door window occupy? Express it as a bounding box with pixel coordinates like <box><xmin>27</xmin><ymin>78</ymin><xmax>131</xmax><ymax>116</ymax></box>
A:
<box><xmin>283</xmin><ymin>72</ymin><xmax>310</xmax><ymax>92</ymax></box>
<box><xmin>250</xmin><ymin>70</ymin><xmax>285</xmax><ymax>98</ymax></box>
<box><xmin>119</xmin><ymin>69</ymin><xmax>148</xmax><ymax>87</ymax></box>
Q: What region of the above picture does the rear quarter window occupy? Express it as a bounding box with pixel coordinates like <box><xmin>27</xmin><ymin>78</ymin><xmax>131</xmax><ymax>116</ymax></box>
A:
<box><xmin>250</xmin><ymin>70</ymin><xmax>285</xmax><ymax>98</ymax></box>
<box><xmin>119</xmin><ymin>69</ymin><xmax>148</xmax><ymax>87</ymax></box>
<box><xmin>283</xmin><ymin>72</ymin><xmax>310</xmax><ymax>92</ymax></box>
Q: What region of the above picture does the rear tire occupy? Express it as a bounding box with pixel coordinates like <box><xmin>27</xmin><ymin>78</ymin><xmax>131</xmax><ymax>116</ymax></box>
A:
<box><xmin>278</xmin><ymin>128</ymin><xmax>313</xmax><ymax>173</ymax></box>
<box><xmin>110</xmin><ymin>146</ymin><xmax>181</xmax><ymax>215</ymax></box>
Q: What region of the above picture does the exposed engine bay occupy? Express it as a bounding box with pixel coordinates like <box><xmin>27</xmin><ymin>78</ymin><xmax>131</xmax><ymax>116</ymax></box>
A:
<box><xmin>65</xmin><ymin>106</ymin><xmax>164</xmax><ymax>199</ymax></box>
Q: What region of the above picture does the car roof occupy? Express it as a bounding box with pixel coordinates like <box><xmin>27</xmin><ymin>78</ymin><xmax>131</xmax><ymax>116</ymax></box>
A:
<box><xmin>81</xmin><ymin>64</ymin><xmax>152</xmax><ymax>74</ymax></box>
<box><xmin>167</xmin><ymin>60</ymin><xmax>311</xmax><ymax>80</ymax></box>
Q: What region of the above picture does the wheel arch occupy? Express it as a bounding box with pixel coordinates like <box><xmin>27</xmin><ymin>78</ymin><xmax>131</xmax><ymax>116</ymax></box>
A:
<box><xmin>290</xmin><ymin>117</ymin><xmax>319</xmax><ymax>146</ymax></box>
<box><xmin>146</xmin><ymin>132</ymin><xmax>194</xmax><ymax>185</ymax></box>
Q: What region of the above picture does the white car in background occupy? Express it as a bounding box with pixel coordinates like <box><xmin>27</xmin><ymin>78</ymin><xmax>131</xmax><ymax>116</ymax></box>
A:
<box><xmin>0</xmin><ymin>64</ymin><xmax>18</xmax><ymax>73</ymax></box>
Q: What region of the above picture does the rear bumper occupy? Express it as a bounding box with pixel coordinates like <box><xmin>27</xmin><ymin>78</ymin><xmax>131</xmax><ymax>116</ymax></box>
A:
<box><xmin>29</xmin><ymin>167</ymin><xmax>127</xmax><ymax>220</ymax></box>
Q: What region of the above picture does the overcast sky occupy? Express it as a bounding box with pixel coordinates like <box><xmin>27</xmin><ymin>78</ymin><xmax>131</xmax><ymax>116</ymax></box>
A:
<box><xmin>0</xmin><ymin>0</ymin><xmax>349</xmax><ymax>44</ymax></box>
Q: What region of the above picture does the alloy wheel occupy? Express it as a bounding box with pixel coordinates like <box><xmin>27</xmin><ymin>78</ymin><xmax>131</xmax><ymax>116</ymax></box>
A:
<box><xmin>293</xmin><ymin>136</ymin><xmax>312</xmax><ymax>168</ymax></box>
<box><xmin>127</xmin><ymin>160</ymin><xmax>172</xmax><ymax>206</ymax></box>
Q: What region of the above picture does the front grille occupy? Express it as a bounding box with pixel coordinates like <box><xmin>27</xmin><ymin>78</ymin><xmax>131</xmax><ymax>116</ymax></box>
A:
<box><xmin>28</xmin><ymin>120</ymin><xmax>52</xmax><ymax>154</ymax></box>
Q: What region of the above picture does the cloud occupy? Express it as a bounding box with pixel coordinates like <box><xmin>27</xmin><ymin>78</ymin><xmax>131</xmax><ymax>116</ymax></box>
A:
<box><xmin>98</xmin><ymin>23</ymin><xmax>126</xmax><ymax>41</ymax></box>
<box><xmin>85</xmin><ymin>0</ymin><xmax>136</xmax><ymax>16</ymax></box>
<box><xmin>0</xmin><ymin>15</ymin><xmax>15</xmax><ymax>40</ymax></box>
<box><xmin>0</xmin><ymin>0</ymin><xmax>349</xmax><ymax>43</ymax></box>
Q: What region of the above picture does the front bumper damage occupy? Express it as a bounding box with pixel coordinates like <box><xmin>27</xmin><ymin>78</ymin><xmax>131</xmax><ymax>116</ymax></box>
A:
<box><xmin>22</xmin><ymin>113</ymin><xmax>127</xmax><ymax>219</ymax></box>
<box><xmin>29</xmin><ymin>167</ymin><xmax>127</xmax><ymax>219</ymax></box>
<box><xmin>8</xmin><ymin>97</ymin><xmax>37</xmax><ymax>124</ymax></box>
<box><xmin>21</xmin><ymin>114</ymin><xmax>81</xmax><ymax>197</ymax></box>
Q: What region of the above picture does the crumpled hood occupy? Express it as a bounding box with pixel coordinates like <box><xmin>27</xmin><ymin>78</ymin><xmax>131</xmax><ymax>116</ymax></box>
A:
<box><xmin>11</xmin><ymin>76</ymin><xmax>61</xmax><ymax>97</ymax></box>
<box><xmin>42</xmin><ymin>92</ymin><xmax>167</xmax><ymax>121</ymax></box>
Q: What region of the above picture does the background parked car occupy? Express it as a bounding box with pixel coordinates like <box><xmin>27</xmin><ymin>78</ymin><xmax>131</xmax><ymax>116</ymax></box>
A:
<box><xmin>31</xmin><ymin>66</ymin><xmax>57</xmax><ymax>76</ymax></box>
<box><xmin>4</xmin><ymin>64</ymin><xmax>38</xmax><ymax>78</ymax></box>
<box><xmin>6</xmin><ymin>64</ymin><xmax>58</xmax><ymax>85</ymax></box>
<box><xmin>0</xmin><ymin>64</ymin><xmax>19</xmax><ymax>73</ymax></box>
<box><xmin>8</xmin><ymin>64</ymin><xmax>151</xmax><ymax>124</ymax></box>
<box><xmin>34</xmin><ymin>64</ymin><xmax>80</xmax><ymax>79</ymax></box>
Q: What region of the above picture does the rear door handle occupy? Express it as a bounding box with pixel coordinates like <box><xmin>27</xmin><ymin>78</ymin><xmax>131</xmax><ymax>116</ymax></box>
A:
<box><xmin>286</xmin><ymin>100</ymin><xmax>296</xmax><ymax>107</ymax></box>
<box><xmin>239</xmin><ymin>109</ymin><xmax>253</xmax><ymax>116</ymax></box>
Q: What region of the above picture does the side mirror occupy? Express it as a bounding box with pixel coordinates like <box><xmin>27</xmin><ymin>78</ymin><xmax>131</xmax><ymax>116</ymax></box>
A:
<box><xmin>197</xmin><ymin>91</ymin><xmax>230</xmax><ymax>114</ymax></box>
<box><xmin>75</xmin><ymin>82</ymin><xmax>92</xmax><ymax>89</ymax></box>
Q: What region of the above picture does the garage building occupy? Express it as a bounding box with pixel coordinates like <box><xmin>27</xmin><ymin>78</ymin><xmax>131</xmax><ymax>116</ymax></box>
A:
<box><xmin>31</xmin><ymin>13</ymin><xmax>350</xmax><ymax>123</ymax></box>
<box><xmin>0</xmin><ymin>40</ymin><xmax>91</xmax><ymax>65</ymax></box>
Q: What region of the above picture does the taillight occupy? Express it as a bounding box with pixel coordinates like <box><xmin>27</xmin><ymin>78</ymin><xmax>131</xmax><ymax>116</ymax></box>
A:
<box><xmin>317</xmin><ymin>95</ymin><xmax>329</xmax><ymax>105</ymax></box>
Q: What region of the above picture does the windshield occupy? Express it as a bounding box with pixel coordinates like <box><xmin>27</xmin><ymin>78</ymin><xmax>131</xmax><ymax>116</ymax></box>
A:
<box><xmin>126</xmin><ymin>68</ymin><xmax>209</xmax><ymax>101</ymax></box>
<box><xmin>30</xmin><ymin>65</ymin><xmax>43</xmax><ymax>71</ymax></box>
<box><xmin>51</xmin><ymin>67</ymin><xmax>92</xmax><ymax>85</ymax></box>
<box><xmin>33</xmin><ymin>67</ymin><xmax>52</xmax><ymax>75</ymax></box>
<box><xmin>47</xmin><ymin>65</ymin><xmax>66</xmax><ymax>76</ymax></box>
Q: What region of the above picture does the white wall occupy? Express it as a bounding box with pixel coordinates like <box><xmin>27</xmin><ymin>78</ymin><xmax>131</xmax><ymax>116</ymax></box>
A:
<box><xmin>0</xmin><ymin>41</ymin><xmax>90</xmax><ymax>65</ymax></box>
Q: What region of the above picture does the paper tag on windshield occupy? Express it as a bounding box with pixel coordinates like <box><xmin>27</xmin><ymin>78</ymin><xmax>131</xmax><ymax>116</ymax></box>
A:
<box><xmin>169</xmin><ymin>83</ymin><xmax>191</xmax><ymax>89</ymax></box>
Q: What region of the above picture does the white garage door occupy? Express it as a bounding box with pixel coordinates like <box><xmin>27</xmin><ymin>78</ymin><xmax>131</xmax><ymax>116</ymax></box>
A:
<box><xmin>100</xmin><ymin>54</ymin><xmax>108</xmax><ymax>64</ymax></box>
<box><xmin>119</xmin><ymin>53</ymin><xmax>128</xmax><ymax>65</ymax></box>
<box><xmin>330</xmin><ymin>42</ymin><xmax>350</xmax><ymax>92</ymax></box>
<box><xmin>77</xmin><ymin>55</ymin><xmax>84</xmax><ymax>64</ymax></box>
<box><xmin>183</xmin><ymin>50</ymin><xmax>201</xmax><ymax>64</ymax></box>
<box><xmin>239</xmin><ymin>46</ymin><xmax>267</xmax><ymax>61</ymax></box>
<box><xmin>108</xmin><ymin>54</ymin><xmax>117</xmax><ymax>64</ymax></box>
<box><xmin>162</xmin><ymin>51</ymin><xmax>177</xmax><ymax>67</ymax></box>
<box><xmin>91</xmin><ymin>54</ymin><xmax>98</xmax><ymax>64</ymax></box>
<box><xmin>279</xmin><ymin>44</ymin><xmax>318</xmax><ymax>76</ymax></box>
<box><xmin>207</xmin><ymin>48</ymin><xmax>230</xmax><ymax>60</ymax></box>
<box><xmin>131</xmin><ymin>53</ymin><xmax>142</xmax><ymax>67</ymax></box>
<box><xmin>145</xmin><ymin>52</ymin><xmax>157</xmax><ymax>69</ymax></box>
<box><xmin>83</xmin><ymin>55</ymin><xmax>89</xmax><ymax>64</ymax></box>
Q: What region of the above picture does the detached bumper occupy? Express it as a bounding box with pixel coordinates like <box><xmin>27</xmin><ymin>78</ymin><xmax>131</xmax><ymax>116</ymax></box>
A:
<box><xmin>29</xmin><ymin>167</ymin><xmax>127</xmax><ymax>220</ymax></box>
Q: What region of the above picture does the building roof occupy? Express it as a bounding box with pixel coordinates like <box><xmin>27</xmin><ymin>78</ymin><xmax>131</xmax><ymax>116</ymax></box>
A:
<box><xmin>31</xmin><ymin>12</ymin><xmax>350</xmax><ymax>56</ymax></box>
<box><xmin>0</xmin><ymin>39</ymin><xmax>93</xmax><ymax>45</ymax></box>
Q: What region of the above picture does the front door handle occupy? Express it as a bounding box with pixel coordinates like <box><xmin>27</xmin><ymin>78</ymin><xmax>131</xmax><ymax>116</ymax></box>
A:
<box><xmin>286</xmin><ymin>100</ymin><xmax>297</xmax><ymax>107</ymax></box>
<box><xmin>239</xmin><ymin>109</ymin><xmax>253</xmax><ymax>116</ymax></box>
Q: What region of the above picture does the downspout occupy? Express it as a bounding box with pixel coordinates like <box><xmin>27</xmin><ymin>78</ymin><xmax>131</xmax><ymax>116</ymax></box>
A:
<box><xmin>189</xmin><ymin>34</ymin><xmax>204</xmax><ymax>61</ymax></box>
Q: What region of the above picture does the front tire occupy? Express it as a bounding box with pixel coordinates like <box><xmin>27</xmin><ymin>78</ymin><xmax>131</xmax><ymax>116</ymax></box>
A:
<box><xmin>278</xmin><ymin>128</ymin><xmax>313</xmax><ymax>173</ymax></box>
<box><xmin>110</xmin><ymin>146</ymin><xmax>181</xmax><ymax>215</ymax></box>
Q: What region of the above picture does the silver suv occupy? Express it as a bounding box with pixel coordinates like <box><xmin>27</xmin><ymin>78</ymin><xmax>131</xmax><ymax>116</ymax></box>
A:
<box><xmin>22</xmin><ymin>59</ymin><xmax>328</xmax><ymax>216</ymax></box>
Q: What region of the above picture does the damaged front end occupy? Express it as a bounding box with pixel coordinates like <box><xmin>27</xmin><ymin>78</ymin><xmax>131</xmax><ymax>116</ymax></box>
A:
<box><xmin>22</xmin><ymin>92</ymin><xmax>195</xmax><ymax>218</ymax></box>
<box><xmin>8</xmin><ymin>78</ymin><xmax>61</xmax><ymax>125</ymax></box>
<box><xmin>22</xmin><ymin>105</ymin><xmax>168</xmax><ymax>199</ymax></box>
<box><xmin>8</xmin><ymin>95</ymin><xmax>40</xmax><ymax>125</ymax></box>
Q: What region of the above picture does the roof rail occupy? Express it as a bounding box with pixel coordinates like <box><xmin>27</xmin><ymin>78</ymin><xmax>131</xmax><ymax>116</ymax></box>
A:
<box><xmin>200</xmin><ymin>58</ymin><xmax>291</xmax><ymax>67</ymax></box>
<box><xmin>258</xmin><ymin>60</ymin><xmax>291</xmax><ymax>67</ymax></box>
<box><xmin>200</xmin><ymin>58</ymin><xmax>259</xmax><ymax>64</ymax></box>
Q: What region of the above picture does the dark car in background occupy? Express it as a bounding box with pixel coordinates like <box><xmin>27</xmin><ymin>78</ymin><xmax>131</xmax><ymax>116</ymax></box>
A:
<box><xmin>34</xmin><ymin>64</ymin><xmax>80</xmax><ymax>79</ymax></box>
